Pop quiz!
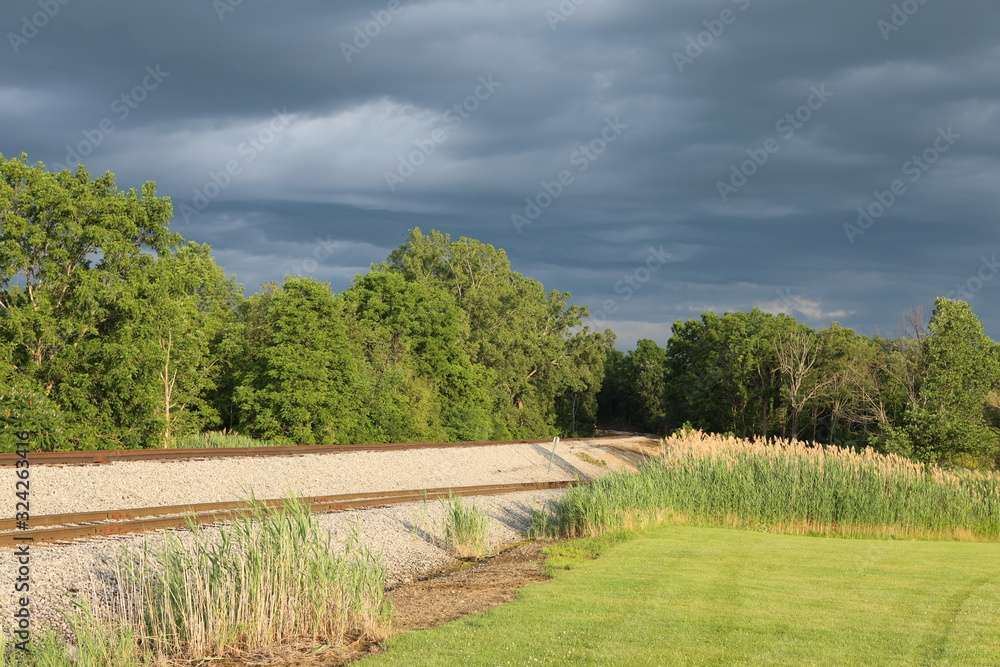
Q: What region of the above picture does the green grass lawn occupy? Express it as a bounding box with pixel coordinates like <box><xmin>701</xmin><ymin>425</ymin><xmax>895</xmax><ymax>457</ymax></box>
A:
<box><xmin>357</xmin><ymin>526</ymin><xmax>1000</xmax><ymax>666</ymax></box>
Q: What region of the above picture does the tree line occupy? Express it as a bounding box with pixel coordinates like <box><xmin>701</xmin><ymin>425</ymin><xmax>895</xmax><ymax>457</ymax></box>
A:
<box><xmin>598</xmin><ymin>303</ymin><xmax>1000</xmax><ymax>466</ymax></box>
<box><xmin>0</xmin><ymin>156</ymin><xmax>611</xmax><ymax>450</ymax></box>
<box><xmin>3</xmin><ymin>155</ymin><xmax>998</xmax><ymax>468</ymax></box>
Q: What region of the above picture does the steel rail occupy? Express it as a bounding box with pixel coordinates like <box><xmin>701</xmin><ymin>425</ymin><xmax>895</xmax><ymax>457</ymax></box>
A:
<box><xmin>0</xmin><ymin>480</ymin><xmax>582</xmax><ymax>547</ymax></box>
<box><xmin>0</xmin><ymin>436</ymin><xmax>635</xmax><ymax>467</ymax></box>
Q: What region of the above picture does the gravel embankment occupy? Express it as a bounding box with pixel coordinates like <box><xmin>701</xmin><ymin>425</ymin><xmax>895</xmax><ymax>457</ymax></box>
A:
<box><xmin>23</xmin><ymin>440</ymin><xmax>635</xmax><ymax>515</ymax></box>
<box><xmin>0</xmin><ymin>436</ymin><xmax>658</xmax><ymax>642</ymax></box>
<box><xmin>0</xmin><ymin>490</ymin><xmax>564</xmax><ymax>642</ymax></box>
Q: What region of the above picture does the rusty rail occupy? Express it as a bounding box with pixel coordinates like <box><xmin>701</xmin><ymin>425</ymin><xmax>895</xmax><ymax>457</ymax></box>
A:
<box><xmin>0</xmin><ymin>436</ymin><xmax>634</xmax><ymax>467</ymax></box>
<box><xmin>0</xmin><ymin>480</ymin><xmax>582</xmax><ymax>547</ymax></box>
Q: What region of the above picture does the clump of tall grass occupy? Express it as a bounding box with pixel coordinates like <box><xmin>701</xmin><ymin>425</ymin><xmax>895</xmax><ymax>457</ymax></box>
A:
<box><xmin>13</xmin><ymin>497</ymin><xmax>392</xmax><ymax>664</ymax></box>
<box><xmin>0</xmin><ymin>595</ymin><xmax>150</xmax><ymax>666</ymax></box>
<box><xmin>126</xmin><ymin>496</ymin><xmax>390</xmax><ymax>658</ymax></box>
<box><xmin>0</xmin><ymin>630</ymin><xmax>89</xmax><ymax>666</ymax></box>
<box><xmin>441</xmin><ymin>495</ymin><xmax>491</xmax><ymax>559</ymax></box>
<box><xmin>537</xmin><ymin>430</ymin><xmax>1000</xmax><ymax>541</ymax></box>
<box><xmin>172</xmin><ymin>431</ymin><xmax>278</xmax><ymax>449</ymax></box>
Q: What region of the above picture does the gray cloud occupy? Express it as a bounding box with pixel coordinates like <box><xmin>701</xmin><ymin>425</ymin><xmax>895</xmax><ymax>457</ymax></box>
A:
<box><xmin>2</xmin><ymin>0</ymin><xmax>998</xmax><ymax>350</ymax></box>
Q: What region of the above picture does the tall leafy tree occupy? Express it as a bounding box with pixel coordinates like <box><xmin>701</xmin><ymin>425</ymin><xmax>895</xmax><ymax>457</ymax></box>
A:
<box><xmin>92</xmin><ymin>243</ymin><xmax>242</xmax><ymax>447</ymax></box>
<box><xmin>617</xmin><ymin>339</ymin><xmax>668</xmax><ymax>433</ymax></box>
<box><xmin>884</xmin><ymin>298</ymin><xmax>1000</xmax><ymax>464</ymax></box>
<box><xmin>0</xmin><ymin>341</ymin><xmax>67</xmax><ymax>451</ymax></box>
<box><xmin>1</xmin><ymin>154</ymin><xmax>177</xmax><ymax>448</ymax></box>
<box><xmin>341</xmin><ymin>270</ymin><xmax>496</xmax><ymax>442</ymax></box>
<box><xmin>228</xmin><ymin>278</ymin><xmax>367</xmax><ymax>446</ymax></box>
<box><xmin>665</xmin><ymin>310</ymin><xmax>792</xmax><ymax>437</ymax></box>
<box><xmin>818</xmin><ymin>325</ymin><xmax>887</xmax><ymax>445</ymax></box>
<box><xmin>379</xmin><ymin>228</ymin><xmax>602</xmax><ymax>437</ymax></box>
<box><xmin>554</xmin><ymin>328</ymin><xmax>615</xmax><ymax>436</ymax></box>
<box><xmin>596</xmin><ymin>348</ymin><xmax>630</xmax><ymax>427</ymax></box>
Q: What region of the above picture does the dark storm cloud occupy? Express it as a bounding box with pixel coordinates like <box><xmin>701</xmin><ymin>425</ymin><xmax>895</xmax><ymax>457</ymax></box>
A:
<box><xmin>2</xmin><ymin>0</ymin><xmax>998</xmax><ymax>349</ymax></box>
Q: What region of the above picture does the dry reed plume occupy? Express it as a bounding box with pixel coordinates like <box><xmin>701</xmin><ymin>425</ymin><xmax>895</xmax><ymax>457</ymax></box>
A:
<box><xmin>536</xmin><ymin>430</ymin><xmax>1000</xmax><ymax>541</ymax></box>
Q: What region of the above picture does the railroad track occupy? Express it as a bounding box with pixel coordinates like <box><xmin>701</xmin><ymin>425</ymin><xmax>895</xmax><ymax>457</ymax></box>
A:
<box><xmin>0</xmin><ymin>436</ymin><xmax>634</xmax><ymax>467</ymax></box>
<box><xmin>0</xmin><ymin>480</ymin><xmax>583</xmax><ymax>547</ymax></box>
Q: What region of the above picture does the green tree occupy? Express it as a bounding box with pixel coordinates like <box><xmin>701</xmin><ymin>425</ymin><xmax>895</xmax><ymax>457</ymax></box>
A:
<box><xmin>0</xmin><ymin>154</ymin><xmax>178</xmax><ymax>448</ymax></box>
<box><xmin>621</xmin><ymin>339</ymin><xmax>668</xmax><ymax>432</ymax></box>
<box><xmin>341</xmin><ymin>270</ymin><xmax>496</xmax><ymax>442</ymax></box>
<box><xmin>818</xmin><ymin>325</ymin><xmax>887</xmax><ymax>446</ymax></box>
<box><xmin>0</xmin><ymin>341</ymin><xmax>67</xmax><ymax>451</ymax></box>
<box><xmin>555</xmin><ymin>329</ymin><xmax>615</xmax><ymax>436</ymax></box>
<box><xmin>883</xmin><ymin>298</ymin><xmax>1000</xmax><ymax>464</ymax></box>
<box><xmin>596</xmin><ymin>348</ymin><xmax>630</xmax><ymax>427</ymax></box>
<box><xmin>229</xmin><ymin>278</ymin><xmax>367</xmax><ymax>446</ymax></box>
<box><xmin>92</xmin><ymin>243</ymin><xmax>242</xmax><ymax>447</ymax></box>
<box><xmin>664</xmin><ymin>309</ymin><xmax>792</xmax><ymax>437</ymax></box>
<box><xmin>379</xmin><ymin>228</ymin><xmax>601</xmax><ymax>438</ymax></box>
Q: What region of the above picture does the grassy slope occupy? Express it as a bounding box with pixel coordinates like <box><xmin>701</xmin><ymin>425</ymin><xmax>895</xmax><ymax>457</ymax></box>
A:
<box><xmin>358</xmin><ymin>526</ymin><xmax>1000</xmax><ymax>666</ymax></box>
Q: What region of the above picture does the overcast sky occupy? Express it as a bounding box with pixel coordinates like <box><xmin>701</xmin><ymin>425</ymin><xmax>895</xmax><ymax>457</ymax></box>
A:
<box><xmin>2</xmin><ymin>0</ymin><xmax>998</xmax><ymax>349</ymax></box>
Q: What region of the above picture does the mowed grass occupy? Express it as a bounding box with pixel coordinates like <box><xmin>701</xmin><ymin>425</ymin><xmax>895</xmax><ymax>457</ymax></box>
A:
<box><xmin>358</xmin><ymin>524</ymin><xmax>1000</xmax><ymax>666</ymax></box>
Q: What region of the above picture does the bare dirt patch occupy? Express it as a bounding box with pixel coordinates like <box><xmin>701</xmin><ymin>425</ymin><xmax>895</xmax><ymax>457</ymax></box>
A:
<box><xmin>387</xmin><ymin>541</ymin><xmax>549</xmax><ymax>633</ymax></box>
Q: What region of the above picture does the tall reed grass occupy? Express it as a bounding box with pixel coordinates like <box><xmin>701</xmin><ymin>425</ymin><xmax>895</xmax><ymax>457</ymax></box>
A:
<box><xmin>441</xmin><ymin>495</ymin><xmax>491</xmax><ymax>559</ymax></box>
<box><xmin>2</xmin><ymin>497</ymin><xmax>391</xmax><ymax>665</ymax></box>
<box><xmin>536</xmin><ymin>430</ymin><xmax>1000</xmax><ymax>541</ymax></box>
<box><xmin>112</xmin><ymin>496</ymin><xmax>391</xmax><ymax>659</ymax></box>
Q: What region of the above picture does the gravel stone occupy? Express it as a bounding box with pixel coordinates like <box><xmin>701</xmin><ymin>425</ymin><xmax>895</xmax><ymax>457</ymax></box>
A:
<box><xmin>26</xmin><ymin>442</ymin><xmax>617</xmax><ymax>515</ymax></box>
